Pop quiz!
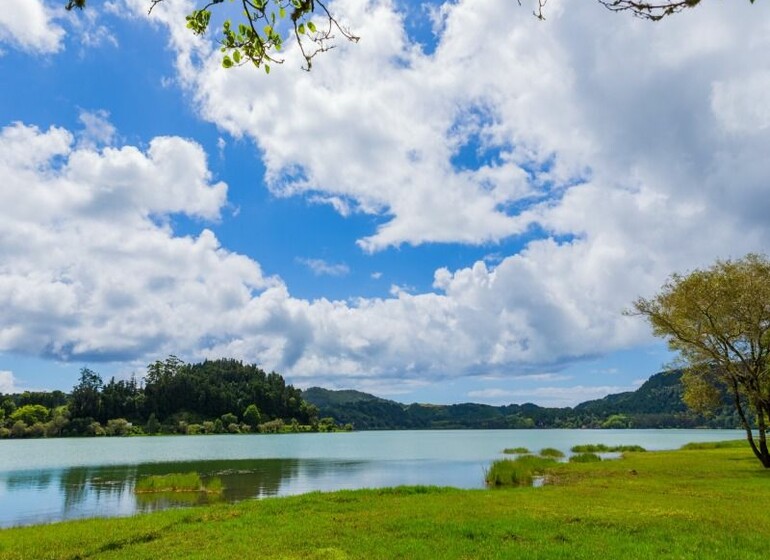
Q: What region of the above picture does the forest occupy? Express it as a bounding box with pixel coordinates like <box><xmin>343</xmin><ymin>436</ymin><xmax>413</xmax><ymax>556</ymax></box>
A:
<box><xmin>0</xmin><ymin>357</ymin><xmax>347</xmax><ymax>438</ymax></box>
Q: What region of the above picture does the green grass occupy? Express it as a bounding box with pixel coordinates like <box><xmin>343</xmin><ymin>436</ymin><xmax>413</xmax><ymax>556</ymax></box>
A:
<box><xmin>539</xmin><ymin>447</ymin><xmax>566</xmax><ymax>458</ymax></box>
<box><xmin>485</xmin><ymin>455</ymin><xmax>558</xmax><ymax>487</ymax></box>
<box><xmin>680</xmin><ymin>439</ymin><xmax>745</xmax><ymax>450</ymax></box>
<box><xmin>134</xmin><ymin>473</ymin><xmax>223</xmax><ymax>494</ymax></box>
<box><xmin>570</xmin><ymin>444</ymin><xmax>647</xmax><ymax>453</ymax></box>
<box><xmin>1</xmin><ymin>442</ymin><xmax>769</xmax><ymax>559</ymax></box>
<box><xmin>502</xmin><ymin>446</ymin><xmax>530</xmax><ymax>454</ymax></box>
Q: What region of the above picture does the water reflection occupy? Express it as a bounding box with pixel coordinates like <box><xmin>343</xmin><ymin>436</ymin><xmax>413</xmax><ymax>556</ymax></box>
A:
<box><xmin>0</xmin><ymin>458</ymin><xmax>376</xmax><ymax>527</ymax></box>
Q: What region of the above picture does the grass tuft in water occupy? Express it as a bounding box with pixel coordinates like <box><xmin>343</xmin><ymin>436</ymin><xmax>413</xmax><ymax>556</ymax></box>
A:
<box><xmin>135</xmin><ymin>472</ymin><xmax>223</xmax><ymax>494</ymax></box>
<box><xmin>539</xmin><ymin>447</ymin><xmax>565</xmax><ymax>458</ymax></box>
<box><xmin>570</xmin><ymin>444</ymin><xmax>646</xmax><ymax>453</ymax></box>
<box><xmin>485</xmin><ymin>455</ymin><xmax>557</xmax><ymax>487</ymax></box>
<box><xmin>569</xmin><ymin>452</ymin><xmax>602</xmax><ymax>463</ymax></box>
<box><xmin>502</xmin><ymin>447</ymin><xmax>531</xmax><ymax>454</ymax></box>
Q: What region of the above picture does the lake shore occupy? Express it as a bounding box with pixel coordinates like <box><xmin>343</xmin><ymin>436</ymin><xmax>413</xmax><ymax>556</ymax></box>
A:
<box><xmin>1</xmin><ymin>442</ymin><xmax>767</xmax><ymax>559</ymax></box>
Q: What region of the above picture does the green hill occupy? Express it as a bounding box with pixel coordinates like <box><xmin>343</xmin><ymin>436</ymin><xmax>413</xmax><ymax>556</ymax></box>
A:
<box><xmin>302</xmin><ymin>370</ymin><xmax>740</xmax><ymax>430</ymax></box>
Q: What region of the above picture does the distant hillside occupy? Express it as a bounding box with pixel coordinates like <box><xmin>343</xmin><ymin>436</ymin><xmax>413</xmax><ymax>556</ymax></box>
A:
<box><xmin>303</xmin><ymin>371</ymin><xmax>741</xmax><ymax>430</ymax></box>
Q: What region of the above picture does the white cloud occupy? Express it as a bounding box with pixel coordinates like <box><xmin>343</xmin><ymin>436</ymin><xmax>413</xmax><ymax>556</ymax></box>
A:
<box><xmin>0</xmin><ymin>0</ymin><xmax>65</xmax><ymax>54</ymax></box>
<box><xmin>0</xmin><ymin>371</ymin><xmax>18</xmax><ymax>394</ymax></box>
<box><xmin>5</xmin><ymin>1</ymin><xmax>770</xmax><ymax>398</ymax></box>
<box><xmin>297</xmin><ymin>258</ymin><xmax>351</xmax><ymax>277</ymax></box>
<box><xmin>77</xmin><ymin>109</ymin><xmax>117</xmax><ymax>149</ymax></box>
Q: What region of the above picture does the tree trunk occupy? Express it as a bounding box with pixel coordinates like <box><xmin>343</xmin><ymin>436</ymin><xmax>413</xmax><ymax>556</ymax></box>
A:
<box><xmin>730</xmin><ymin>380</ymin><xmax>767</xmax><ymax>466</ymax></box>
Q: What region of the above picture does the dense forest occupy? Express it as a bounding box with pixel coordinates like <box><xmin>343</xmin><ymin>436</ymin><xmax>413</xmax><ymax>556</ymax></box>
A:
<box><xmin>302</xmin><ymin>371</ymin><xmax>743</xmax><ymax>430</ymax></box>
<box><xmin>0</xmin><ymin>357</ymin><xmax>347</xmax><ymax>438</ymax></box>
<box><xmin>1</xmin><ymin>366</ymin><xmax>742</xmax><ymax>438</ymax></box>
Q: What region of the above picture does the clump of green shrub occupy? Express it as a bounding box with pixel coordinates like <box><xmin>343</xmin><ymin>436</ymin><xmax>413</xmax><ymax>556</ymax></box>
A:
<box><xmin>569</xmin><ymin>452</ymin><xmax>602</xmax><ymax>463</ymax></box>
<box><xmin>681</xmin><ymin>440</ymin><xmax>745</xmax><ymax>450</ymax></box>
<box><xmin>485</xmin><ymin>455</ymin><xmax>557</xmax><ymax>487</ymax></box>
<box><xmin>570</xmin><ymin>444</ymin><xmax>646</xmax><ymax>453</ymax></box>
<box><xmin>539</xmin><ymin>447</ymin><xmax>565</xmax><ymax>458</ymax></box>
<box><xmin>502</xmin><ymin>447</ymin><xmax>530</xmax><ymax>454</ymax></box>
<box><xmin>135</xmin><ymin>472</ymin><xmax>223</xmax><ymax>494</ymax></box>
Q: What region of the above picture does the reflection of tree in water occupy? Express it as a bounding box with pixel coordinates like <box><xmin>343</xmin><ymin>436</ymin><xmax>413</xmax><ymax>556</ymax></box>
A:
<box><xmin>4</xmin><ymin>470</ymin><xmax>53</xmax><ymax>490</ymax></box>
<box><xmin>7</xmin><ymin>458</ymin><xmax>363</xmax><ymax>524</ymax></box>
<box><xmin>59</xmin><ymin>465</ymin><xmax>138</xmax><ymax>510</ymax></box>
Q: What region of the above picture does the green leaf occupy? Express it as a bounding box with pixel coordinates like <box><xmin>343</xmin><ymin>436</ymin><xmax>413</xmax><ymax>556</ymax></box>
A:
<box><xmin>307</xmin><ymin>21</ymin><xmax>316</xmax><ymax>33</ymax></box>
<box><xmin>222</xmin><ymin>55</ymin><xmax>233</xmax><ymax>68</ymax></box>
<box><xmin>298</xmin><ymin>23</ymin><xmax>305</xmax><ymax>34</ymax></box>
<box><xmin>265</xmin><ymin>64</ymin><xmax>271</xmax><ymax>74</ymax></box>
<box><xmin>279</xmin><ymin>7</ymin><xmax>286</xmax><ymax>18</ymax></box>
<box><xmin>233</xmin><ymin>49</ymin><xmax>241</xmax><ymax>63</ymax></box>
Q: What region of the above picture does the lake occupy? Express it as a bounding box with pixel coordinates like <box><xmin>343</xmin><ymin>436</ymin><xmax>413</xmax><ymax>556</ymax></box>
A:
<box><xmin>0</xmin><ymin>429</ymin><xmax>743</xmax><ymax>527</ymax></box>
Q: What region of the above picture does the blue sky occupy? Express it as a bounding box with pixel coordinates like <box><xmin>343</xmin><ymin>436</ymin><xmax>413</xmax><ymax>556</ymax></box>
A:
<box><xmin>0</xmin><ymin>0</ymin><xmax>768</xmax><ymax>406</ymax></box>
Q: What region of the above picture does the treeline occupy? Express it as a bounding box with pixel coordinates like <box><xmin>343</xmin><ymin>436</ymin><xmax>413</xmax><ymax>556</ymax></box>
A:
<box><xmin>0</xmin><ymin>357</ymin><xmax>350</xmax><ymax>438</ymax></box>
<box><xmin>302</xmin><ymin>371</ymin><xmax>743</xmax><ymax>430</ymax></box>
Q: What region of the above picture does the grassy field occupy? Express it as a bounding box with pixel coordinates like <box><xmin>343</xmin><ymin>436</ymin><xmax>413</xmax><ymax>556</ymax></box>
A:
<box><xmin>1</xmin><ymin>442</ymin><xmax>768</xmax><ymax>559</ymax></box>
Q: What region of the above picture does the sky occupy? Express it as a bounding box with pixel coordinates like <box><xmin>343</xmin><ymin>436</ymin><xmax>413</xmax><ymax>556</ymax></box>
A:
<box><xmin>0</xmin><ymin>0</ymin><xmax>769</xmax><ymax>407</ymax></box>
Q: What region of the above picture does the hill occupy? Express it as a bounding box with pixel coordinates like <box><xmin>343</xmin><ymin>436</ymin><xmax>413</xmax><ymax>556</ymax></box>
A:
<box><xmin>303</xmin><ymin>370</ymin><xmax>740</xmax><ymax>430</ymax></box>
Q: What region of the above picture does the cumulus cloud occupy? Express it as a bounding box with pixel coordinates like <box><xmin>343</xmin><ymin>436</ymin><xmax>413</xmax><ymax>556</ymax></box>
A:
<box><xmin>0</xmin><ymin>371</ymin><xmax>18</xmax><ymax>394</ymax></box>
<box><xmin>5</xmin><ymin>0</ymin><xmax>770</xmax><ymax>398</ymax></box>
<box><xmin>0</xmin><ymin>0</ymin><xmax>65</xmax><ymax>53</ymax></box>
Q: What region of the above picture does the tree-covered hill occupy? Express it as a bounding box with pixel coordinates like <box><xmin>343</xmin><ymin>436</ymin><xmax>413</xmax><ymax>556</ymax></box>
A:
<box><xmin>302</xmin><ymin>370</ymin><xmax>741</xmax><ymax>430</ymax></box>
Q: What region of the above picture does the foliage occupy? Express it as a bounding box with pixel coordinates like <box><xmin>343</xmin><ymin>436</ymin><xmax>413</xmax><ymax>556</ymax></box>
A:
<box><xmin>599</xmin><ymin>0</ymin><xmax>757</xmax><ymax>22</ymax></box>
<box><xmin>632</xmin><ymin>254</ymin><xmax>770</xmax><ymax>467</ymax></box>
<box><xmin>70</xmin><ymin>367</ymin><xmax>104</xmax><ymax>421</ymax></box>
<box><xmin>242</xmin><ymin>404</ymin><xmax>261</xmax><ymax>429</ymax></box>
<box><xmin>10</xmin><ymin>404</ymin><xmax>50</xmax><ymax>426</ymax></box>
<box><xmin>303</xmin><ymin>372</ymin><xmax>738</xmax><ymax>431</ymax></box>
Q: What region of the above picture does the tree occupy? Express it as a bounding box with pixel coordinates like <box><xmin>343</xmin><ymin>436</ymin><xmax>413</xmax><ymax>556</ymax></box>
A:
<box><xmin>70</xmin><ymin>367</ymin><xmax>104</xmax><ymax>420</ymax></box>
<box><xmin>65</xmin><ymin>0</ymin><xmax>754</xmax><ymax>74</ymax></box>
<box><xmin>631</xmin><ymin>254</ymin><xmax>770</xmax><ymax>467</ymax></box>
<box><xmin>243</xmin><ymin>404</ymin><xmax>262</xmax><ymax>429</ymax></box>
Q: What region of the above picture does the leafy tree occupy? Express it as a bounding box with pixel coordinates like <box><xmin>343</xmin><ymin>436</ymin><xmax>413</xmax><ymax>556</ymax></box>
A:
<box><xmin>10</xmin><ymin>404</ymin><xmax>50</xmax><ymax>426</ymax></box>
<box><xmin>146</xmin><ymin>413</ymin><xmax>161</xmax><ymax>434</ymax></box>
<box><xmin>243</xmin><ymin>404</ymin><xmax>262</xmax><ymax>429</ymax></box>
<box><xmin>631</xmin><ymin>254</ymin><xmax>770</xmax><ymax>468</ymax></box>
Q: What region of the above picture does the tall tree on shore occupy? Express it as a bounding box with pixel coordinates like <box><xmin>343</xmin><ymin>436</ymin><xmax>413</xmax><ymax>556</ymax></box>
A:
<box><xmin>631</xmin><ymin>254</ymin><xmax>770</xmax><ymax>468</ymax></box>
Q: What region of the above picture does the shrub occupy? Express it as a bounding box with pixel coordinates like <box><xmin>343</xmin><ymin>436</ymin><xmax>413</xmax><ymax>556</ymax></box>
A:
<box><xmin>26</xmin><ymin>422</ymin><xmax>46</xmax><ymax>438</ymax></box>
<box><xmin>11</xmin><ymin>420</ymin><xmax>27</xmax><ymax>438</ymax></box>
<box><xmin>106</xmin><ymin>418</ymin><xmax>132</xmax><ymax>436</ymax></box>
<box><xmin>0</xmin><ymin>427</ymin><xmax>10</xmax><ymax>438</ymax></box>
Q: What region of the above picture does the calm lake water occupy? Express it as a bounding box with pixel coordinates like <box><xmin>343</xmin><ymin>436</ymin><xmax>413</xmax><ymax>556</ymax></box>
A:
<box><xmin>0</xmin><ymin>429</ymin><xmax>742</xmax><ymax>527</ymax></box>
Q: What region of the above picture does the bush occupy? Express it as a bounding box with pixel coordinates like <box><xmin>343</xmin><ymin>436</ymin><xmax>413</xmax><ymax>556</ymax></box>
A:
<box><xmin>11</xmin><ymin>420</ymin><xmax>27</xmax><ymax>438</ymax></box>
<box><xmin>569</xmin><ymin>452</ymin><xmax>602</xmax><ymax>463</ymax></box>
<box><xmin>258</xmin><ymin>419</ymin><xmax>284</xmax><ymax>434</ymax></box>
<box><xmin>26</xmin><ymin>422</ymin><xmax>46</xmax><ymax>438</ymax></box>
<box><xmin>106</xmin><ymin>418</ymin><xmax>132</xmax><ymax>436</ymax></box>
<box><xmin>0</xmin><ymin>427</ymin><xmax>10</xmax><ymax>438</ymax></box>
<box><xmin>227</xmin><ymin>422</ymin><xmax>240</xmax><ymax>434</ymax></box>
